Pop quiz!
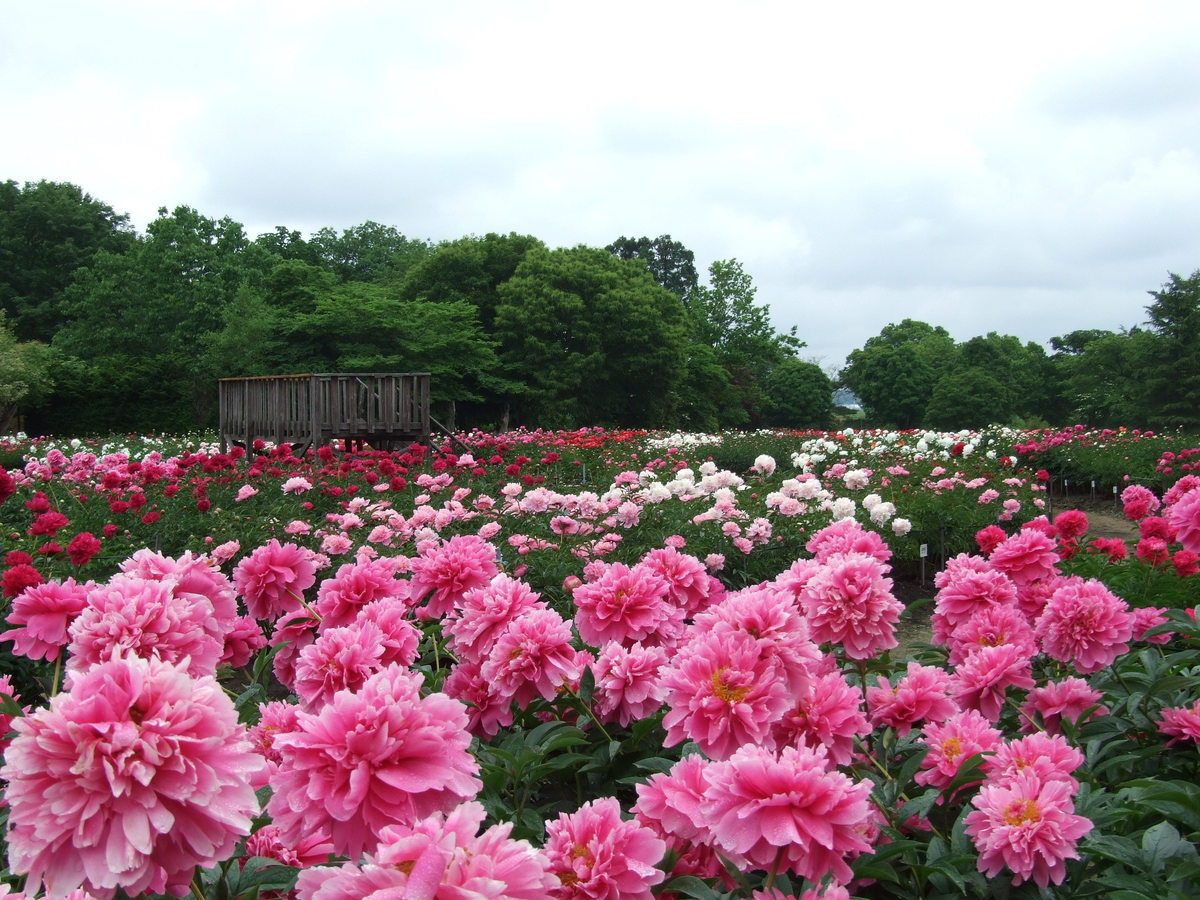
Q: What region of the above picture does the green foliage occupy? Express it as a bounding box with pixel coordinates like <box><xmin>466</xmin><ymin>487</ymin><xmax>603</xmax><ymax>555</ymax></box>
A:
<box><xmin>762</xmin><ymin>358</ymin><xmax>834</xmax><ymax>428</ymax></box>
<box><xmin>841</xmin><ymin>319</ymin><xmax>958</xmax><ymax>428</ymax></box>
<box><xmin>606</xmin><ymin>234</ymin><xmax>699</xmax><ymax>306</ymax></box>
<box><xmin>308</xmin><ymin>221</ymin><xmax>431</xmax><ymax>284</ymax></box>
<box><xmin>0</xmin><ymin>313</ymin><xmax>55</xmax><ymax>433</ymax></box>
<box><xmin>1143</xmin><ymin>270</ymin><xmax>1200</xmax><ymax>429</ymax></box>
<box><xmin>924</xmin><ymin>366</ymin><xmax>1012</xmax><ymax>429</ymax></box>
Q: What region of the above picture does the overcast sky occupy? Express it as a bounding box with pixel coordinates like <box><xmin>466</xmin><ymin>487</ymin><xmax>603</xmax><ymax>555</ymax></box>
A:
<box><xmin>4</xmin><ymin>1</ymin><xmax>1199</xmax><ymax>369</ymax></box>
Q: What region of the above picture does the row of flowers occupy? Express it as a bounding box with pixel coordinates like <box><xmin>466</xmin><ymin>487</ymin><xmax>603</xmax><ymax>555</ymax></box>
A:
<box><xmin>0</xmin><ymin>429</ymin><xmax>1197</xmax><ymax>898</ymax></box>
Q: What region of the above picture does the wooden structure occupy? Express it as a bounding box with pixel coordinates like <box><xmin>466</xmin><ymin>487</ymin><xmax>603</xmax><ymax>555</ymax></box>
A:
<box><xmin>218</xmin><ymin>373</ymin><xmax>431</xmax><ymax>453</ymax></box>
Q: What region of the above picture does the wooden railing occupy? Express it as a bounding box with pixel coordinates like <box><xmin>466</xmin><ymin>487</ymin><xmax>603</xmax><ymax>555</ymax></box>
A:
<box><xmin>218</xmin><ymin>373</ymin><xmax>430</xmax><ymax>452</ymax></box>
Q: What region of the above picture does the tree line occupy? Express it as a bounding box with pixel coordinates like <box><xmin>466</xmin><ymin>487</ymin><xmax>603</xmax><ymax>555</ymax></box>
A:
<box><xmin>1</xmin><ymin>178</ymin><xmax>1197</xmax><ymax>435</ymax></box>
<box><xmin>0</xmin><ymin>180</ymin><xmax>824</xmax><ymax>435</ymax></box>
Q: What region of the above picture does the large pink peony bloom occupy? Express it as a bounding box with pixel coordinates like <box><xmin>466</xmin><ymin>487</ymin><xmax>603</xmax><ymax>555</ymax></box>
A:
<box><xmin>942</xmin><ymin>603</ymin><xmax>1037</xmax><ymax>668</ymax></box>
<box><xmin>1120</xmin><ymin>484</ymin><xmax>1160</xmax><ymax>520</ymax></box>
<box><xmin>639</xmin><ymin>546</ymin><xmax>725</xmax><ymax>615</ymax></box>
<box><xmin>119</xmin><ymin>548</ymin><xmax>238</xmax><ymax>631</ymax></box>
<box><xmin>772</xmin><ymin>668</ymin><xmax>870</xmax><ymax>766</ymax></box>
<box><xmin>867</xmin><ymin>661</ymin><xmax>959</xmax><ymax>736</ymax></box>
<box><xmin>234</xmin><ymin>539</ymin><xmax>317</xmax><ymax>621</ymax></box>
<box><xmin>572</xmin><ymin>562</ymin><xmax>677</xmax><ymax>647</ymax></box>
<box><xmin>799</xmin><ymin>552</ymin><xmax>902</xmax><ymax>660</ymax></box>
<box><xmin>660</xmin><ymin>628</ymin><xmax>792</xmax><ymax>759</ymax></box>
<box><xmin>1034</xmin><ymin>578</ymin><xmax>1135</xmax><ymax>674</ymax></box>
<box><xmin>1019</xmin><ymin>677</ymin><xmax>1108</xmax><ymax>734</ymax></box>
<box><xmin>988</xmin><ymin>530</ymin><xmax>1060</xmax><ymax>586</ymax></box>
<box><xmin>268</xmin><ymin>665</ymin><xmax>481</xmax><ymax>859</ymax></box>
<box><xmin>480</xmin><ymin>606</ymin><xmax>582</xmax><ymax>709</ymax></box>
<box><xmin>314</xmin><ymin>556</ymin><xmax>411</xmax><ymax>630</ymax></box>
<box><xmin>442</xmin><ymin>659</ymin><xmax>517</xmax><ymax>739</ymax></box>
<box><xmin>1159</xmin><ymin>699</ymin><xmax>1200</xmax><ymax>745</ymax></box>
<box><xmin>0</xmin><ymin>576</ymin><xmax>91</xmax><ymax>660</ymax></box>
<box><xmin>2</xmin><ymin>656</ymin><xmax>263</xmax><ymax>898</ymax></box>
<box><xmin>296</xmin><ymin>800</ymin><xmax>556</xmax><ymax>900</ymax></box>
<box><xmin>950</xmin><ymin>643</ymin><xmax>1035</xmax><ymax>722</ymax></box>
<box><xmin>590</xmin><ymin>641</ymin><xmax>668</xmax><ymax>727</ymax></box>
<box><xmin>932</xmin><ymin>568</ymin><xmax>1018</xmax><ymax>632</ymax></box>
<box><xmin>544</xmin><ymin>797</ymin><xmax>666</xmax><ymax>900</ymax></box>
<box><xmin>633</xmin><ymin>755</ymin><xmax>714</xmax><ymax>844</ymax></box>
<box><xmin>915</xmin><ymin>709</ymin><xmax>1003</xmax><ymax>792</ymax></box>
<box><xmin>806</xmin><ymin>518</ymin><xmax>892</xmax><ymax>564</ymax></box>
<box><xmin>1166</xmin><ymin>485</ymin><xmax>1200</xmax><ymax>554</ymax></box>
<box><xmin>409</xmin><ymin>534</ymin><xmax>499</xmax><ymax>621</ymax></box>
<box><xmin>983</xmin><ymin>732</ymin><xmax>1084</xmax><ymax>789</ymax></box>
<box><xmin>293</xmin><ymin>621</ymin><xmax>390</xmax><ymax>711</ymax></box>
<box><xmin>701</xmin><ymin>743</ymin><xmax>874</xmax><ymax>884</ymax></box>
<box><xmin>66</xmin><ymin>574</ymin><xmax>225</xmax><ymax>680</ymax></box>
<box><xmin>444</xmin><ymin>573</ymin><xmax>546</xmax><ymax>664</ymax></box>
<box><xmin>965</xmin><ymin>771</ymin><xmax>1093</xmax><ymax>888</ymax></box>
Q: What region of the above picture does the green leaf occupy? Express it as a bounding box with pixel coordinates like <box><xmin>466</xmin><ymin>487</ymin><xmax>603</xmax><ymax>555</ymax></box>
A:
<box><xmin>1141</xmin><ymin>821</ymin><xmax>1192</xmax><ymax>873</ymax></box>
<box><xmin>659</xmin><ymin>875</ymin><xmax>723</xmax><ymax>900</ymax></box>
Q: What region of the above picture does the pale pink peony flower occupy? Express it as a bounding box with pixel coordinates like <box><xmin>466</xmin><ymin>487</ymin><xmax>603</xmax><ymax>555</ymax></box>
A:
<box><xmin>915</xmin><ymin>709</ymin><xmax>1003</xmax><ymax>792</ymax></box>
<box><xmin>950</xmin><ymin>643</ymin><xmax>1035</xmax><ymax>722</ymax></box>
<box><xmin>590</xmin><ymin>641</ymin><xmax>668</xmax><ymax>727</ymax></box>
<box><xmin>1034</xmin><ymin>578</ymin><xmax>1135</xmax><ymax>674</ymax></box>
<box><xmin>293</xmin><ymin>621</ymin><xmax>389</xmax><ymax>711</ymax></box>
<box><xmin>2</xmin><ymin>656</ymin><xmax>263</xmax><ymax>898</ymax></box>
<box><xmin>66</xmin><ymin>574</ymin><xmax>225</xmax><ymax>680</ymax></box>
<box><xmin>934</xmin><ymin>552</ymin><xmax>994</xmax><ymax>589</ymax></box>
<box><xmin>1166</xmin><ymin>485</ymin><xmax>1200</xmax><ymax>554</ymax></box>
<box><xmin>296</xmin><ymin>800</ymin><xmax>556</xmax><ymax>900</ymax></box>
<box><xmin>867</xmin><ymin>661</ymin><xmax>959</xmax><ymax>736</ymax></box>
<box><xmin>235</xmin><ymin>484</ymin><xmax>259</xmax><ymax>502</ymax></box>
<box><xmin>772</xmin><ymin>668</ymin><xmax>870</xmax><ymax>766</ymax></box>
<box><xmin>234</xmin><ymin>539</ymin><xmax>317</xmax><ymax>621</ymax></box>
<box><xmin>805</xmin><ymin>518</ymin><xmax>892</xmax><ymax>564</ymax></box>
<box><xmin>282</xmin><ymin>476</ymin><xmax>313</xmax><ymax>494</ymax></box>
<box><xmin>799</xmin><ymin>551</ymin><xmax>902</xmax><ymax>660</ymax></box>
<box><xmin>660</xmin><ymin>627</ymin><xmax>792</xmax><ymax>759</ymax></box>
<box><xmin>544</xmin><ymin>797</ymin><xmax>666</xmax><ymax>900</ymax></box>
<box><xmin>639</xmin><ymin>546</ymin><xmax>725</xmax><ymax>615</ymax></box>
<box><xmin>988</xmin><ymin>530</ymin><xmax>1060</xmax><ymax>586</ymax></box>
<box><xmin>315</xmin><ymin>556</ymin><xmax>411</xmax><ymax>630</ymax></box>
<box><xmin>409</xmin><ymin>534</ymin><xmax>499</xmax><ymax>621</ymax></box>
<box><xmin>247</xmin><ymin>699</ymin><xmax>301</xmax><ymax>778</ymax></box>
<box><xmin>942</xmin><ymin>603</ymin><xmax>1038</xmax><ymax>668</ymax></box>
<box><xmin>1159</xmin><ymin>699</ymin><xmax>1200</xmax><ymax>745</ymax></box>
<box><xmin>442</xmin><ymin>658</ymin><xmax>516</xmax><ymax>738</ymax></box>
<box><xmin>983</xmin><ymin>732</ymin><xmax>1084</xmax><ymax>789</ymax></box>
<box><xmin>120</xmin><ymin>548</ymin><xmax>238</xmax><ymax>622</ymax></box>
<box><xmin>633</xmin><ymin>755</ymin><xmax>714</xmax><ymax>844</ymax></box>
<box><xmin>702</xmin><ymin>743</ymin><xmax>873</xmax><ymax>884</ymax></box>
<box><xmin>244</xmin><ymin>822</ymin><xmax>335</xmax><ymax>867</ymax></box>
<box><xmin>932</xmin><ymin>567</ymin><xmax>1018</xmax><ymax>631</ymax></box>
<box><xmin>1131</xmin><ymin>606</ymin><xmax>1172</xmax><ymax>644</ymax></box>
<box><xmin>0</xmin><ymin>576</ymin><xmax>91</xmax><ymax>660</ymax></box>
<box><xmin>572</xmin><ymin>562</ymin><xmax>677</xmax><ymax>647</ymax></box>
<box><xmin>480</xmin><ymin>607</ymin><xmax>581</xmax><ymax>709</ymax></box>
<box><xmin>268</xmin><ymin>665</ymin><xmax>481</xmax><ymax>859</ymax></box>
<box><xmin>965</xmin><ymin>771</ymin><xmax>1092</xmax><ymax>888</ymax></box>
<box><xmin>1019</xmin><ymin>677</ymin><xmax>1108</xmax><ymax>734</ymax></box>
<box><xmin>444</xmin><ymin>573</ymin><xmax>547</xmax><ymax>664</ymax></box>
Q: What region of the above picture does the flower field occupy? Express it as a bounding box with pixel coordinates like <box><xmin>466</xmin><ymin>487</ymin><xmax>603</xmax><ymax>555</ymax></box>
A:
<box><xmin>0</xmin><ymin>425</ymin><xmax>1197</xmax><ymax>899</ymax></box>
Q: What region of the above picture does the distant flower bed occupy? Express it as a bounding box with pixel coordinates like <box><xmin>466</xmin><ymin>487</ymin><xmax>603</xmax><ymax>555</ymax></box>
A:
<box><xmin>0</xmin><ymin>426</ymin><xmax>1197</xmax><ymax>898</ymax></box>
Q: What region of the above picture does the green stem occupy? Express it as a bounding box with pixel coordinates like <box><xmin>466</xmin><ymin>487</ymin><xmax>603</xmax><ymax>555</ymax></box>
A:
<box><xmin>190</xmin><ymin>876</ymin><xmax>206</xmax><ymax>900</ymax></box>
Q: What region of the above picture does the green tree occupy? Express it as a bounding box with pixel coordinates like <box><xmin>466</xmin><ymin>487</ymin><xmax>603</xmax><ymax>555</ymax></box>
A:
<box><xmin>924</xmin><ymin>367</ymin><xmax>1012</xmax><ymax>429</ymax></box>
<box><xmin>841</xmin><ymin>320</ymin><xmax>959</xmax><ymax>427</ymax></box>
<box><xmin>494</xmin><ymin>246</ymin><xmax>690</xmax><ymax>427</ymax></box>
<box><xmin>0</xmin><ymin>180</ymin><xmax>135</xmax><ymax>342</ymax></box>
<box><xmin>310</xmin><ymin>222</ymin><xmax>431</xmax><ymax>284</ymax></box>
<box><xmin>1053</xmin><ymin>328</ymin><xmax>1158</xmax><ymax>427</ymax></box>
<box><xmin>0</xmin><ymin>313</ymin><xmax>55</xmax><ymax>433</ymax></box>
<box><xmin>688</xmin><ymin>259</ymin><xmax>803</xmax><ymax>425</ymax></box>
<box><xmin>1142</xmin><ymin>270</ymin><xmax>1200</xmax><ymax>428</ymax></box>
<box><xmin>763</xmin><ymin>358</ymin><xmax>834</xmax><ymax>428</ymax></box>
<box><xmin>606</xmin><ymin>235</ymin><xmax>699</xmax><ymax>306</ymax></box>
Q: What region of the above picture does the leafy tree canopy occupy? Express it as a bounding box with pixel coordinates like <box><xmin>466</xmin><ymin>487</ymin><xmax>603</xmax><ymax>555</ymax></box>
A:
<box><xmin>763</xmin><ymin>358</ymin><xmax>834</xmax><ymax>429</ymax></box>
<box><xmin>841</xmin><ymin>319</ymin><xmax>958</xmax><ymax>428</ymax></box>
<box><xmin>606</xmin><ymin>234</ymin><xmax>699</xmax><ymax>306</ymax></box>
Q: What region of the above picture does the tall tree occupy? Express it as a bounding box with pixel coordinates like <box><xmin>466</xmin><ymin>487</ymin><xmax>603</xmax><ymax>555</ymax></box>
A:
<box><xmin>840</xmin><ymin>319</ymin><xmax>958</xmax><ymax>428</ymax></box>
<box><xmin>0</xmin><ymin>312</ymin><xmax>55</xmax><ymax>434</ymax></box>
<box><xmin>763</xmin><ymin>358</ymin><xmax>834</xmax><ymax>428</ymax></box>
<box><xmin>309</xmin><ymin>222</ymin><xmax>430</xmax><ymax>284</ymax></box>
<box><xmin>1143</xmin><ymin>270</ymin><xmax>1200</xmax><ymax>428</ymax></box>
<box><xmin>606</xmin><ymin>235</ymin><xmax>699</xmax><ymax>306</ymax></box>
<box><xmin>494</xmin><ymin>246</ymin><xmax>690</xmax><ymax>427</ymax></box>
<box><xmin>0</xmin><ymin>180</ymin><xmax>135</xmax><ymax>342</ymax></box>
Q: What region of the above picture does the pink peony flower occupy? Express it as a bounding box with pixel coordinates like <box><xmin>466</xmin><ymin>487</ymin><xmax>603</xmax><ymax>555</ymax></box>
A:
<box><xmin>1158</xmin><ymin>699</ymin><xmax>1200</xmax><ymax>745</ymax></box>
<box><xmin>314</xmin><ymin>556</ymin><xmax>410</xmax><ymax>630</ymax></box>
<box><xmin>942</xmin><ymin>603</ymin><xmax>1038</xmax><ymax>668</ymax></box>
<box><xmin>247</xmin><ymin>699</ymin><xmax>301</xmax><ymax>777</ymax></box>
<box><xmin>639</xmin><ymin>546</ymin><xmax>725</xmax><ymax>614</ymax></box>
<box><xmin>1052</xmin><ymin>509</ymin><xmax>1089</xmax><ymax>540</ymax></box>
<box><xmin>268</xmin><ymin>665</ymin><xmax>481</xmax><ymax>859</ymax></box>
<box><xmin>293</xmin><ymin>621</ymin><xmax>390</xmax><ymax>711</ymax></box>
<box><xmin>234</xmin><ymin>539</ymin><xmax>317</xmax><ymax>621</ymax></box>
<box><xmin>753</xmin><ymin>889</ymin><xmax>851</xmax><ymax>900</ymax></box>
<box><xmin>244</xmin><ymin>823</ymin><xmax>335</xmax><ymax>868</ymax></box>
<box><xmin>660</xmin><ymin>627</ymin><xmax>792</xmax><ymax>759</ymax></box>
<box><xmin>1131</xmin><ymin>606</ymin><xmax>1172</xmax><ymax>644</ymax></box>
<box><xmin>544</xmin><ymin>798</ymin><xmax>665</xmax><ymax>900</ymax></box>
<box><xmin>633</xmin><ymin>755</ymin><xmax>713</xmax><ymax>844</ymax></box>
<box><xmin>867</xmin><ymin>661</ymin><xmax>959</xmax><ymax>736</ymax></box>
<box><xmin>933</xmin><ymin>567</ymin><xmax>1018</xmax><ymax>631</ymax></box>
<box><xmin>988</xmin><ymin>530</ymin><xmax>1060</xmax><ymax>586</ymax></box>
<box><xmin>120</xmin><ymin>548</ymin><xmax>238</xmax><ymax>629</ymax></box>
<box><xmin>442</xmin><ymin>658</ymin><xmax>516</xmax><ymax>738</ymax></box>
<box><xmin>590</xmin><ymin>641</ymin><xmax>668</xmax><ymax>727</ymax></box>
<box><xmin>1167</xmin><ymin>485</ymin><xmax>1200</xmax><ymax>554</ymax></box>
<box><xmin>799</xmin><ymin>551</ymin><xmax>902</xmax><ymax>660</ymax></box>
<box><xmin>444</xmin><ymin>574</ymin><xmax>546</xmax><ymax>664</ymax></box>
<box><xmin>66</xmin><ymin>574</ymin><xmax>226</xmax><ymax>680</ymax></box>
<box><xmin>1034</xmin><ymin>578</ymin><xmax>1135</xmax><ymax>674</ymax></box>
<box><xmin>0</xmin><ymin>576</ymin><xmax>91</xmax><ymax>660</ymax></box>
<box><xmin>805</xmin><ymin>518</ymin><xmax>891</xmax><ymax>564</ymax></box>
<box><xmin>975</xmin><ymin>525</ymin><xmax>1007</xmax><ymax>554</ymax></box>
<box><xmin>702</xmin><ymin>743</ymin><xmax>874</xmax><ymax>884</ymax></box>
<box><xmin>480</xmin><ymin>606</ymin><xmax>581</xmax><ymax>709</ymax></box>
<box><xmin>915</xmin><ymin>709</ymin><xmax>1003</xmax><ymax>792</ymax></box>
<box><xmin>983</xmin><ymin>732</ymin><xmax>1084</xmax><ymax>789</ymax></box>
<box><xmin>772</xmin><ymin>668</ymin><xmax>870</xmax><ymax>766</ymax></box>
<box><xmin>296</xmin><ymin>800</ymin><xmax>556</xmax><ymax>900</ymax></box>
<box><xmin>220</xmin><ymin>614</ymin><xmax>267</xmax><ymax>667</ymax></box>
<box><xmin>1120</xmin><ymin>484</ymin><xmax>1160</xmax><ymax>520</ymax></box>
<box><xmin>1019</xmin><ymin>677</ymin><xmax>1108</xmax><ymax>734</ymax></box>
<box><xmin>965</xmin><ymin>771</ymin><xmax>1092</xmax><ymax>887</ymax></box>
<box><xmin>2</xmin><ymin>656</ymin><xmax>263</xmax><ymax>898</ymax></box>
<box><xmin>409</xmin><ymin>534</ymin><xmax>499</xmax><ymax>621</ymax></box>
<box><xmin>950</xmin><ymin>643</ymin><xmax>1035</xmax><ymax>722</ymax></box>
<box><xmin>572</xmin><ymin>562</ymin><xmax>677</xmax><ymax>647</ymax></box>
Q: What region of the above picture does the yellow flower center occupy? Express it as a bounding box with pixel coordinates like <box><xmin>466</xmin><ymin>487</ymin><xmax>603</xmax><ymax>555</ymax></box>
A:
<box><xmin>711</xmin><ymin>667</ymin><xmax>750</xmax><ymax>703</ymax></box>
<box><xmin>1003</xmin><ymin>799</ymin><xmax>1041</xmax><ymax>826</ymax></box>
